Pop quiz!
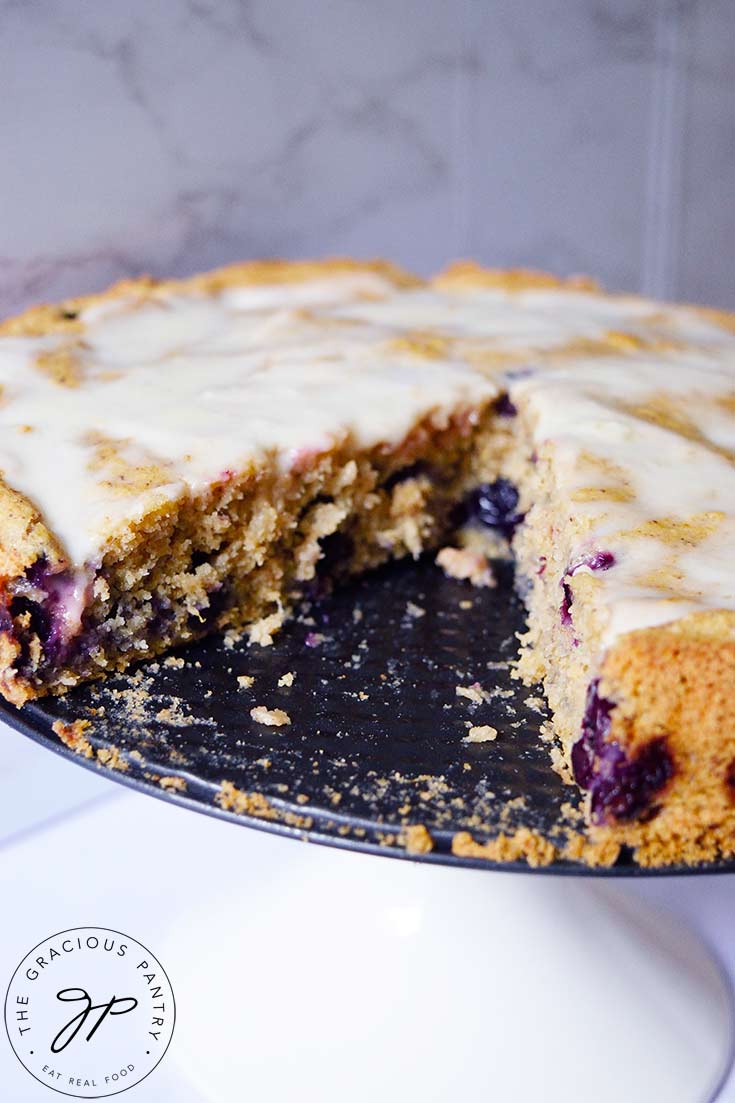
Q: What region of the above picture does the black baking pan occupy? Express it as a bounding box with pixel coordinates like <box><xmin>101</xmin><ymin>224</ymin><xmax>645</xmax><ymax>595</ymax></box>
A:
<box><xmin>1</xmin><ymin>555</ymin><xmax>733</xmax><ymax>875</ymax></box>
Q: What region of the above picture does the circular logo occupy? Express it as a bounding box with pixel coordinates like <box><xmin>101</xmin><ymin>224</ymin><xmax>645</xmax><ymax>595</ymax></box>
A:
<box><xmin>4</xmin><ymin>927</ymin><xmax>175</xmax><ymax>1098</ymax></box>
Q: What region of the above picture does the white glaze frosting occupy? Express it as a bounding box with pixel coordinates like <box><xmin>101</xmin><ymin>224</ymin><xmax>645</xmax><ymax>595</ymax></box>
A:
<box><xmin>0</xmin><ymin>268</ymin><xmax>733</xmax><ymax>647</ymax></box>
<box><xmin>513</xmin><ymin>355</ymin><xmax>735</xmax><ymax>643</ymax></box>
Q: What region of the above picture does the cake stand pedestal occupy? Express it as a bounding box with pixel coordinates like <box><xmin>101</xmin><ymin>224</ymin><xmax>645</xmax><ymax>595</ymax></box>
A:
<box><xmin>162</xmin><ymin>814</ymin><xmax>734</xmax><ymax>1103</ymax></box>
<box><xmin>0</xmin><ymin>732</ymin><xmax>731</xmax><ymax>1103</ymax></box>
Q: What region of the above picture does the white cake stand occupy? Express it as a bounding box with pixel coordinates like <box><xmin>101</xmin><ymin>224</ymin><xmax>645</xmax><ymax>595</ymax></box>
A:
<box><xmin>0</xmin><ymin>732</ymin><xmax>732</xmax><ymax>1103</ymax></box>
<box><xmin>161</xmin><ymin>810</ymin><xmax>734</xmax><ymax>1103</ymax></box>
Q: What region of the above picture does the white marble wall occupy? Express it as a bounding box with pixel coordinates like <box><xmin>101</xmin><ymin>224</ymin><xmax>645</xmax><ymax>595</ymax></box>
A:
<box><xmin>1</xmin><ymin>0</ymin><xmax>733</xmax><ymax>315</ymax></box>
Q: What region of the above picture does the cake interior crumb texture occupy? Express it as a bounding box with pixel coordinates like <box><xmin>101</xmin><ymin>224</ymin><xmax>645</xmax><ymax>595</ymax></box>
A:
<box><xmin>0</xmin><ymin>258</ymin><xmax>733</xmax><ymax>867</ymax></box>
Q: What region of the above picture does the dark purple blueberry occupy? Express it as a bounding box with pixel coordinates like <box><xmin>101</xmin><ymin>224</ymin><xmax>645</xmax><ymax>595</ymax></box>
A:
<box><xmin>572</xmin><ymin>679</ymin><xmax>674</xmax><ymax>824</ymax></box>
<box><xmin>568</xmin><ymin>550</ymin><xmax>616</xmax><ymax>576</ymax></box>
<box><xmin>11</xmin><ymin>557</ymin><xmax>76</xmax><ymax>664</ymax></box>
<box><xmin>571</xmin><ymin>680</ymin><xmax>615</xmax><ymax>788</ymax></box>
<box><xmin>464</xmin><ymin>478</ymin><xmax>524</xmax><ymax>538</ymax></box>
<box><xmin>589</xmin><ymin>737</ymin><xmax>674</xmax><ymax>823</ymax></box>
<box><xmin>0</xmin><ymin>600</ymin><xmax>13</xmax><ymax>635</ymax></box>
<box><xmin>494</xmin><ymin>394</ymin><xmax>517</xmax><ymax>418</ymax></box>
<box><xmin>559</xmin><ymin>580</ymin><xmax>575</xmax><ymax>627</ymax></box>
<box><xmin>560</xmin><ymin>550</ymin><xmax>615</xmax><ymax>630</ymax></box>
<box><xmin>25</xmin><ymin>556</ymin><xmax>51</xmax><ymax>589</ymax></box>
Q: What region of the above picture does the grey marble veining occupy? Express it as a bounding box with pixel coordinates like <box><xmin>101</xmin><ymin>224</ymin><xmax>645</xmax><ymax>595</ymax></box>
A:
<box><xmin>0</xmin><ymin>0</ymin><xmax>733</xmax><ymax>315</ymax></box>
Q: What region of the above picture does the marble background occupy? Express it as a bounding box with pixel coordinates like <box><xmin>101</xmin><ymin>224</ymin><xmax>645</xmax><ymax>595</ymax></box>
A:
<box><xmin>1</xmin><ymin>0</ymin><xmax>733</xmax><ymax>316</ymax></box>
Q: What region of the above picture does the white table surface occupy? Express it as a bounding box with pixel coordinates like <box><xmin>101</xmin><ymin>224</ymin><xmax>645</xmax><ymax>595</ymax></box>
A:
<box><xmin>1</xmin><ymin>721</ymin><xmax>734</xmax><ymax>1103</ymax></box>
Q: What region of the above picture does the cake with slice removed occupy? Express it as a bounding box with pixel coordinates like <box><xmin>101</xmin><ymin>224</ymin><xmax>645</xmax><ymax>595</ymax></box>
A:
<box><xmin>0</xmin><ymin>257</ymin><xmax>733</xmax><ymax>866</ymax></box>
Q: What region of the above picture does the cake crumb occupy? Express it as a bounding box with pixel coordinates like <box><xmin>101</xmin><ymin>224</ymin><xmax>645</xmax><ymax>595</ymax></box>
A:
<box><xmin>163</xmin><ymin>655</ymin><xmax>185</xmax><ymax>669</ymax></box>
<box><xmin>550</xmin><ymin>744</ymin><xmax>574</xmax><ymax>783</ymax></box>
<box><xmin>52</xmin><ymin>719</ymin><xmax>93</xmax><ymax>758</ymax></box>
<box><xmin>465</xmin><ymin>724</ymin><xmax>498</xmax><ymax>743</ymax></box>
<box><xmin>452</xmin><ymin>828</ymin><xmax>556</xmax><ymax>867</ymax></box>
<box><xmin>560</xmin><ymin>801</ymin><xmax>583</xmax><ymax>824</ymax></box>
<box><xmin>217</xmin><ymin>780</ymin><xmax>276</xmax><ymax>820</ymax></box>
<box><xmin>237</xmin><ymin>674</ymin><xmax>255</xmax><ymax>689</ymax></box>
<box><xmin>405</xmin><ymin>601</ymin><xmax>425</xmax><ymax>619</ymax></box>
<box><xmin>96</xmin><ymin>745</ymin><xmax>128</xmax><ymax>771</ymax></box>
<box><xmin>93</xmin><ymin>576</ymin><xmax>110</xmax><ymax>601</ymax></box>
<box><xmin>357</xmin><ymin>690</ymin><xmax>369</xmax><ymax>701</ymax></box>
<box><xmin>250</xmin><ymin>705</ymin><xmax>291</xmax><ymax>727</ymax></box>
<box><xmin>352</xmin><ymin>606</ymin><xmax>363</xmax><ymax>623</ymax></box>
<box><xmin>159</xmin><ymin>775</ymin><xmax>187</xmax><ymax>792</ymax></box>
<box><xmin>402</xmin><ymin>824</ymin><xmax>434</xmax><ymax>855</ymax></box>
<box><xmin>248</xmin><ymin>611</ymin><xmax>283</xmax><ymax>647</ymax></box>
<box><xmin>539</xmin><ymin>720</ymin><xmax>556</xmax><ymax>743</ymax></box>
<box><xmin>278</xmin><ymin>671</ymin><xmax>295</xmax><ymax>687</ymax></box>
<box><xmin>562</xmin><ymin>833</ymin><xmax>620</xmax><ymax>867</ymax></box>
<box><xmin>455</xmin><ymin>682</ymin><xmax>490</xmax><ymax>705</ymax></box>
<box><xmin>459</xmin><ymin>599</ymin><xmax>473</xmax><ymax>609</ymax></box>
<box><xmin>436</xmin><ymin>546</ymin><xmax>496</xmax><ymax>588</ymax></box>
<box><xmin>155</xmin><ymin>701</ymin><xmax>193</xmax><ymax>726</ymax></box>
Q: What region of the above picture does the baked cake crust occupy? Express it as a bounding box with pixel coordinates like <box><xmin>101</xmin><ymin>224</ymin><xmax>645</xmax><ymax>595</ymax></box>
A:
<box><xmin>1</xmin><ymin>257</ymin><xmax>733</xmax><ymax>868</ymax></box>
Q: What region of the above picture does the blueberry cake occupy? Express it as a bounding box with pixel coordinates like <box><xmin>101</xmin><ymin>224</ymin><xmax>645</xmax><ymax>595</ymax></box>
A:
<box><xmin>0</xmin><ymin>258</ymin><xmax>733</xmax><ymax>866</ymax></box>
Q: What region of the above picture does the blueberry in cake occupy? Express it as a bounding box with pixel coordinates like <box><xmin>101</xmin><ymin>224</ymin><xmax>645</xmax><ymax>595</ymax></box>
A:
<box><xmin>0</xmin><ymin>258</ymin><xmax>733</xmax><ymax>866</ymax></box>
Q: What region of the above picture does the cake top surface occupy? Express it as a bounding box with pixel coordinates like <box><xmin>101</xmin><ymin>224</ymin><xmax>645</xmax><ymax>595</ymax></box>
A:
<box><xmin>0</xmin><ymin>260</ymin><xmax>733</xmax><ymax>644</ymax></box>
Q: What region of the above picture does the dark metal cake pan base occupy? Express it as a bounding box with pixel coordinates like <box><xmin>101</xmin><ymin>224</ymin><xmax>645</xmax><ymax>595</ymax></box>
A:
<box><xmin>2</xmin><ymin>556</ymin><xmax>733</xmax><ymax>876</ymax></box>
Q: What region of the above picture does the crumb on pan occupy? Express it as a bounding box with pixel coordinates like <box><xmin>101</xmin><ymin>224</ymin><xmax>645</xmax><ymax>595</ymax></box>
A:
<box><xmin>159</xmin><ymin>775</ymin><xmax>187</xmax><ymax>792</ymax></box>
<box><xmin>401</xmin><ymin>823</ymin><xmax>434</xmax><ymax>855</ymax></box>
<box><xmin>95</xmin><ymin>745</ymin><xmax>128</xmax><ymax>771</ymax></box>
<box><xmin>51</xmin><ymin>718</ymin><xmax>93</xmax><ymax>758</ymax></box>
<box><xmin>452</xmin><ymin>827</ymin><xmax>556</xmax><ymax>867</ymax></box>
<box><xmin>250</xmin><ymin>705</ymin><xmax>291</xmax><ymax>727</ymax></box>
<box><xmin>216</xmin><ymin>780</ymin><xmax>313</xmax><ymax>828</ymax></box>
<box><xmin>217</xmin><ymin>780</ymin><xmax>277</xmax><ymax>819</ymax></box>
<box><xmin>465</xmin><ymin>724</ymin><xmax>498</xmax><ymax>743</ymax></box>
<box><xmin>561</xmin><ymin>832</ymin><xmax>620</xmax><ymax>867</ymax></box>
<box><xmin>436</xmin><ymin>546</ymin><xmax>496</xmax><ymax>588</ymax></box>
<box><xmin>455</xmin><ymin>681</ymin><xmax>490</xmax><ymax>704</ymax></box>
<box><xmin>247</xmin><ymin>611</ymin><xmax>284</xmax><ymax>647</ymax></box>
<box><xmin>237</xmin><ymin>674</ymin><xmax>255</xmax><ymax>689</ymax></box>
<box><xmin>278</xmin><ymin>671</ymin><xmax>295</xmax><ymax>687</ymax></box>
